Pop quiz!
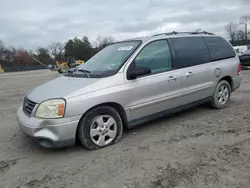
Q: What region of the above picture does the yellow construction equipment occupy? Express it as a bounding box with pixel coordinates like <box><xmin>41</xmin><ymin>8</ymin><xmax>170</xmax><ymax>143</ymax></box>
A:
<box><xmin>0</xmin><ymin>64</ymin><xmax>4</xmax><ymax>73</ymax></box>
<box><xmin>56</xmin><ymin>59</ymin><xmax>85</xmax><ymax>73</ymax></box>
<box><xmin>55</xmin><ymin>61</ymin><xmax>69</xmax><ymax>73</ymax></box>
<box><xmin>30</xmin><ymin>55</ymin><xmax>85</xmax><ymax>74</ymax></box>
<box><xmin>75</xmin><ymin>60</ymin><xmax>84</xmax><ymax>65</ymax></box>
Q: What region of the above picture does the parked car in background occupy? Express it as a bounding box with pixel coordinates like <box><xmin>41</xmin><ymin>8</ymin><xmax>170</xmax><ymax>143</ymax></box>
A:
<box><xmin>233</xmin><ymin>45</ymin><xmax>248</xmax><ymax>56</ymax></box>
<box><xmin>239</xmin><ymin>49</ymin><xmax>250</xmax><ymax>66</ymax></box>
<box><xmin>17</xmin><ymin>31</ymin><xmax>242</xmax><ymax>150</ymax></box>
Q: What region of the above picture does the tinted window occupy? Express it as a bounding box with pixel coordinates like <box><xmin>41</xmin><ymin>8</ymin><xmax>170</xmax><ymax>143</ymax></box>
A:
<box><xmin>204</xmin><ymin>37</ymin><xmax>236</xmax><ymax>61</ymax></box>
<box><xmin>170</xmin><ymin>37</ymin><xmax>210</xmax><ymax>69</ymax></box>
<box><xmin>134</xmin><ymin>40</ymin><xmax>172</xmax><ymax>74</ymax></box>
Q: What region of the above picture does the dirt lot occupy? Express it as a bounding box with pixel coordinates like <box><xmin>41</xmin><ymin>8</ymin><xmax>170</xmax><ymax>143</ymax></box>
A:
<box><xmin>0</xmin><ymin>70</ymin><xmax>250</xmax><ymax>188</ymax></box>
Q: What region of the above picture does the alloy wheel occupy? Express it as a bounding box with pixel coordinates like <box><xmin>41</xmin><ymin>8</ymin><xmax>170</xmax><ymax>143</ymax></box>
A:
<box><xmin>90</xmin><ymin>115</ymin><xmax>117</xmax><ymax>147</ymax></box>
<box><xmin>218</xmin><ymin>84</ymin><xmax>229</xmax><ymax>106</ymax></box>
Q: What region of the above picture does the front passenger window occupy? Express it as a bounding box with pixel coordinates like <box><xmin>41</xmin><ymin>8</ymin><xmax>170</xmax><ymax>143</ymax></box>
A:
<box><xmin>134</xmin><ymin>40</ymin><xmax>172</xmax><ymax>74</ymax></box>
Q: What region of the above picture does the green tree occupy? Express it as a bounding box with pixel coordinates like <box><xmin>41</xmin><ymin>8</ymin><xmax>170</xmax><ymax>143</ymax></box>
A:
<box><xmin>64</xmin><ymin>36</ymin><xmax>95</xmax><ymax>61</ymax></box>
<box><xmin>0</xmin><ymin>40</ymin><xmax>4</xmax><ymax>58</ymax></box>
<box><xmin>64</xmin><ymin>39</ymin><xmax>75</xmax><ymax>59</ymax></box>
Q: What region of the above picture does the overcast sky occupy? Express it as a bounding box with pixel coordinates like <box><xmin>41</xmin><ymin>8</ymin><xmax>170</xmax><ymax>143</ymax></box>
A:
<box><xmin>0</xmin><ymin>0</ymin><xmax>249</xmax><ymax>50</ymax></box>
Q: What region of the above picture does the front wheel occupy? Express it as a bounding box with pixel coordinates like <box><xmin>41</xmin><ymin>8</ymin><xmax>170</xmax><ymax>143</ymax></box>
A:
<box><xmin>211</xmin><ymin>80</ymin><xmax>231</xmax><ymax>109</ymax></box>
<box><xmin>77</xmin><ymin>106</ymin><xmax>123</xmax><ymax>150</ymax></box>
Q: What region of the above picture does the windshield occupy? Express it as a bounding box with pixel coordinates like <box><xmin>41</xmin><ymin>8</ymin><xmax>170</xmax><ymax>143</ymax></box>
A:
<box><xmin>74</xmin><ymin>41</ymin><xmax>141</xmax><ymax>78</ymax></box>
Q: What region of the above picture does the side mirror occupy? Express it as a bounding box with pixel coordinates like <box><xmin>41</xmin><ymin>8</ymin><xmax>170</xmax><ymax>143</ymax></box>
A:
<box><xmin>128</xmin><ymin>66</ymin><xmax>151</xmax><ymax>80</ymax></box>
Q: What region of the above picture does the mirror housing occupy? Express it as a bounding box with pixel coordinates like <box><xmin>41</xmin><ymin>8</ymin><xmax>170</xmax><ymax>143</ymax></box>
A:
<box><xmin>127</xmin><ymin>66</ymin><xmax>151</xmax><ymax>80</ymax></box>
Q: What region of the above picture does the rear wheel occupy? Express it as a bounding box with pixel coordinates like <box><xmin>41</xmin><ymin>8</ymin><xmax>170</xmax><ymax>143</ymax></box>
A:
<box><xmin>77</xmin><ymin>106</ymin><xmax>123</xmax><ymax>150</ymax></box>
<box><xmin>211</xmin><ymin>80</ymin><xmax>231</xmax><ymax>109</ymax></box>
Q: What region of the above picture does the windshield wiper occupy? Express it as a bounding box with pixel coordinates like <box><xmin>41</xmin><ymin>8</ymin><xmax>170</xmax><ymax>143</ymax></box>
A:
<box><xmin>77</xmin><ymin>69</ymin><xmax>91</xmax><ymax>78</ymax></box>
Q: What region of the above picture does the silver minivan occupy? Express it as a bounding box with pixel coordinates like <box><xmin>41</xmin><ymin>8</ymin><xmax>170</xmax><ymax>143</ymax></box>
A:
<box><xmin>17</xmin><ymin>32</ymin><xmax>242</xmax><ymax>150</ymax></box>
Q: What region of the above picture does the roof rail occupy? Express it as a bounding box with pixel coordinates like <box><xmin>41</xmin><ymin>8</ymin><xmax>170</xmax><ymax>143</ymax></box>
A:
<box><xmin>153</xmin><ymin>31</ymin><xmax>215</xmax><ymax>37</ymax></box>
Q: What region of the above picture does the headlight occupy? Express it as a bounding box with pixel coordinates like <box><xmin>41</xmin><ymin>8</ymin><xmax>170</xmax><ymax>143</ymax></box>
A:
<box><xmin>35</xmin><ymin>99</ymin><xmax>65</xmax><ymax>119</ymax></box>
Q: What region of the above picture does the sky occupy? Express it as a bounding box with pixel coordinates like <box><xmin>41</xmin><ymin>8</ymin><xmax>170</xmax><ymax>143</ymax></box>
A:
<box><xmin>0</xmin><ymin>0</ymin><xmax>249</xmax><ymax>50</ymax></box>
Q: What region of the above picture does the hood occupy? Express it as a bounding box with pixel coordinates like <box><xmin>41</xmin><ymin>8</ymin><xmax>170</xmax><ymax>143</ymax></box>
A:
<box><xmin>27</xmin><ymin>75</ymin><xmax>98</xmax><ymax>103</ymax></box>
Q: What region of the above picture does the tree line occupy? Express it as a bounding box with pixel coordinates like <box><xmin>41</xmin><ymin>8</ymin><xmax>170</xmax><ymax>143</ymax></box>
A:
<box><xmin>2</xmin><ymin>16</ymin><xmax>249</xmax><ymax>71</ymax></box>
<box><xmin>0</xmin><ymin>35</ymin><xmax>114</xmax><ymax>70</ymax></box>
<box><xmin>225</xmin><ymin>15</ymin><xmax>250</xmax><ymax>46</ymax></box>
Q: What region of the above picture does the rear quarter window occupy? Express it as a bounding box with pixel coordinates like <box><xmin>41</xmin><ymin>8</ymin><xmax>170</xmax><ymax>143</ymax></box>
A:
<box><xmin>170</xmin><ymin>37</ymin><xmax>210</xmax><ymax>69</ymax></box>
<box><xmin>203</xmin><ymin>37</ymin><xmax>236</xmax><ymax>61</ymax></box>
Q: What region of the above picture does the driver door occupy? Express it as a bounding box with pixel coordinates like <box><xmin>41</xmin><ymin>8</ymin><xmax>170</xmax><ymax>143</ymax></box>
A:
<box><xmin>125</xmin><ymin>40</ymin><xmax>183</xmax><ymax>121</ymax></box>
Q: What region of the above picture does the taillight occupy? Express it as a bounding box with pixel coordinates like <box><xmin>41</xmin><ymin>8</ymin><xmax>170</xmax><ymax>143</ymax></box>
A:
<box><xmin>237</xmin><ymin>63</ymin><xmax>241</xmax><ymax>76</ymax></box>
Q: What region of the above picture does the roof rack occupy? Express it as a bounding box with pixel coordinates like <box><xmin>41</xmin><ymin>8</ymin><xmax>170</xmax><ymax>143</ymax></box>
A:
<box><xmin>153</xmin><ymin>31</ymin><xmax>215</xmax><ymax>37</ymax></box>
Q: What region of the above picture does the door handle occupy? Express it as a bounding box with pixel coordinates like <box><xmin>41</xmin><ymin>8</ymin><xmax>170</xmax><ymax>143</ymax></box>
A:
<box><xmin>186</xmin><ymin>72</ymin><xmax>194</xmax><ymax>77</ymax></box>
<box><xmin>168</xmin><ymin>76</ymin><xmax>177</xmax><ymax>82</ymax></box>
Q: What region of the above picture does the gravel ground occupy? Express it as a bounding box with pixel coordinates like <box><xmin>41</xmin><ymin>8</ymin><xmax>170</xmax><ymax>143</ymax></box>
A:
<box><xmin>0</xmin><ymin>70</ymin><xmax>250</xmax><ymax>188</ymax></box>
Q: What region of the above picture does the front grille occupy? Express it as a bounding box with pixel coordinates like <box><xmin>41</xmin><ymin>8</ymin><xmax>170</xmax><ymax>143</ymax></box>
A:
<box><xmin>23</xmin><ymin>97</ymin><xmax>36</xmax><ymax>116</ymax></box>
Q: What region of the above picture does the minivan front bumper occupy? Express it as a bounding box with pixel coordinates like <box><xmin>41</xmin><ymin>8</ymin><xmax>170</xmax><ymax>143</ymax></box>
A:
<box><xmin>17</xmin><ymin>107</ymin><xmax>81</xmax><ymax>148</ymax></box>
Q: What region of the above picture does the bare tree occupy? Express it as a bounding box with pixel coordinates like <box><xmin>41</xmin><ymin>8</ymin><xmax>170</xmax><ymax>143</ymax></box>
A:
<box><xmin>13</xmin><ymin>48</ymin><xmax>32</xmax><ymax>66</ymax></box>
<box><xmin>236</xmin><ymin>30</ymin><xmax>245</xmax><ymax>40</ymax></box>
<box><xmin>225</xmin><ymin>22</ymin><xmax>238</xmax><ymax>43</ymax></box>
<box><xmin>195</xmin><ymin>28</ymin><xmax>202</xmax><ymax>32</ymax></box>
<box><xmin>240</xmin><ymin>15</ymin><xmax>250</xmax><ymax>40</ymax></box>
<box><xmin>48</xmin><ymin>42</ymin><xmax>65</xmax><ymax>61</ymax></box>
<box><xmin>95</xmin><ymin>36</ymin><xmax>115</xmax><ymax>51</ymax></box>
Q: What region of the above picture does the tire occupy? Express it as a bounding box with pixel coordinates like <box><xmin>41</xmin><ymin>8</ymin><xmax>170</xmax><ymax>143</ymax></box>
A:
<box><xmin>211</xmin><ymin>80</ymin><xmax>231</xmax><ymax>109</ymax></box>
<box><xmin>77</xmin><ymin>105</ymin><xmax>123</xmax><ymax>150</ymax></box>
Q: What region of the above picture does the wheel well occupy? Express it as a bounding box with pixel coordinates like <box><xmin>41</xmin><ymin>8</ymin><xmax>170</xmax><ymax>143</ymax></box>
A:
<box><xmin>75</xmin><ymin>102</ymin><xmax>128</xmax><ymax>143</ymax></box>
<box><xmin>219</xmin><ymin>76</ymin><xmax>233</xmax><ymax>90</ymax></box>
<box><xmin>102</xmin><ymin>102</ymin><xmax>128</xmax><ymax>127</ymax></box>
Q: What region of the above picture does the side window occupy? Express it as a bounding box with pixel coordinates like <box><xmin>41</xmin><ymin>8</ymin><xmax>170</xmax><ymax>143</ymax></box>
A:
<box><xmin>203</xmin><ymin>37</ymin><xmax>236</xmax><ymax>61</ymax></box>
<box><xmin>134</xmin><ymin>40</ymin><xmax>172</xmax><ymax>74</ymax></box>
<box><xmin>170</xmin><ymin>37</ymin><xmax>210</xmax><ymax>69</ymax></box>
